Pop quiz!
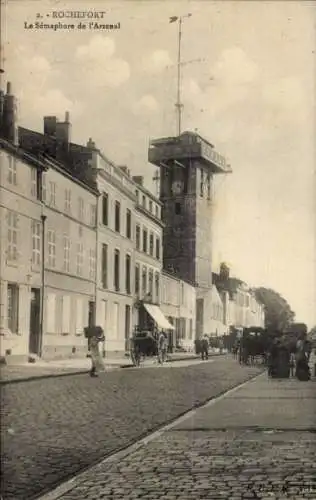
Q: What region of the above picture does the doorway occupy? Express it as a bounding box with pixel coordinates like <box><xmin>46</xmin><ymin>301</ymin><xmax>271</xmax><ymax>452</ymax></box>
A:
<box><xmin>125</xmin><ymin>305</ymin><xmax>131</xmax><ymax>351</ymax></box>
<box><xmin>29</xmin><ymin>288</ymin><xmax>41</xmax><ymax>355</ymax></box>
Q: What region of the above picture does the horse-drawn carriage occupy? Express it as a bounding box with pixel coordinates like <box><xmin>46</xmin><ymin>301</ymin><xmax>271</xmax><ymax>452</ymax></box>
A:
<box><xmin>129</xmin><ymin>329</ymin><xmax>159</xmax><ymax>366</ymax></box>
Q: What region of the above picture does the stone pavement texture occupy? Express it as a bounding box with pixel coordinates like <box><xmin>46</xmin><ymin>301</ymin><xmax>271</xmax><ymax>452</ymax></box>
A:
<box><xmin>39</xmin><ymin>374</ymin><xmax>316</xmax><ymax>500</ymax></box>
<box><xmin>1</xmin><ymin>356</ymin><xmax>262</xmax><ymax>499</ymax></box>
<box><xmin>0</xmin><ymin>352</ymin><xmax>205</xmax><ymax>383</ymax></box>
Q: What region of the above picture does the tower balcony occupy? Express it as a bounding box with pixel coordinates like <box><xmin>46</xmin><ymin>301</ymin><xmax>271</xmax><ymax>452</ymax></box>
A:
<box><xmin>148</xmin><ymin>131</ymin><xmax>232</xmax><ymax>174</ymax></box>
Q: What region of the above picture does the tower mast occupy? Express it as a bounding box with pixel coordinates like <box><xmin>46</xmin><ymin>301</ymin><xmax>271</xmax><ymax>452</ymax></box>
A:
<box><xmin>175</xmin><ymin>17</ymin><xmax>182</xmax><ymax>137</ymax></box>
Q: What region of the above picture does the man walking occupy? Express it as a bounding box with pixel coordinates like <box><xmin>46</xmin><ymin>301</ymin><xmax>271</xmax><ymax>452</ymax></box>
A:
<box><xmin>201</xmin><ymin>334</ymin><xmax>209</xmax><ymax>361</ymax></box>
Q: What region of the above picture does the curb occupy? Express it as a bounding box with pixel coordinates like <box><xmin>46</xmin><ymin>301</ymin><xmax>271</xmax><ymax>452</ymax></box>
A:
<box><xmin>0</xmin><ymin>354</ymin><xmax>223</xmax><ymax>385</ymax></box>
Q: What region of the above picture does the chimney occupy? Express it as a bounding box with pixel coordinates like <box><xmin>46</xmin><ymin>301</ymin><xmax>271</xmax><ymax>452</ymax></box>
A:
<box><xmin>219</xmin><ymin>262</ymin><xmax>230</xmax><ymax>281</ymax></box>
<box><xmin>44</xmin><ymin>116</ymin><xmax>57</xmax><ymax>136</ymax></box>
<box><xmin>2</xmin><ymin>81</ymin><xmax>18</xmax><ymax>144</ymax></box>
<box><xmin>87</xmin><ymin>137</ymin><xmax>96</xmax><ymax>149</ymax></box>
<box><xmin>132</xmin><ymin>175</ymin><xmax>144</xmax><ymax>186</ymax></box>
<box><xmin>119</xmin><ymin>165</ymin><xmax>130</xmax><ymax>177</ymax></box>
<box><xmin>55</xmin><ymin>110</ymin><xmax>71</xmax><ymax>146</ymax></box>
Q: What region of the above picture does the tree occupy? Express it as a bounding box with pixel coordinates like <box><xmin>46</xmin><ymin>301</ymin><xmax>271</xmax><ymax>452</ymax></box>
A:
<box><xmin>309</xmin><ymin>325</ymin><xmax>316</xmax><ymax>338</ymax></box>
<box><xmin>254</xmin><ymin>287</ymin><xmax>295</xmax><ymax>332</ymax></box>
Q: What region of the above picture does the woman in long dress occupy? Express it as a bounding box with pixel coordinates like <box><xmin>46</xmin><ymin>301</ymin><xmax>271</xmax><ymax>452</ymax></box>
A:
<box><xmin>89</xmin><ymin>334</ymin><xmax>105</xmax><ymax>377</ymax></box>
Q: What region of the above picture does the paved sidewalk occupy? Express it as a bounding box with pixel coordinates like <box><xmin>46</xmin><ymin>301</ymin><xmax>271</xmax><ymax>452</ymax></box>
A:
<box><xmin>40</xmin><ymin>373</ymin><xmax>316</xmax><ymax>500</ymax></box>
<box><xmin>0</xmin><ymin>351</ymin><xmax>219</xmax><ymax>383</ymax></box>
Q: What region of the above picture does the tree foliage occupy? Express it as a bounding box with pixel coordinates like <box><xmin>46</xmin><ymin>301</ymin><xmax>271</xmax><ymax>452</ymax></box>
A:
<box><xmin>309</xmin><ymin>325</ymin><xmax>316</xmax><ymax>338</ymax></box>
<box><xmin>254</xmin><ymin>287</ymin><xmax>295</xmax><ymax>332</ymax></box>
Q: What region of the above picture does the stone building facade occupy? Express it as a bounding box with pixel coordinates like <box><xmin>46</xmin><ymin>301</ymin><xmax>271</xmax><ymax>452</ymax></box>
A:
<box><xmin>0</xmin><ymin>137</ymin><xmax>98</xmax><ymax>361</ymax></box>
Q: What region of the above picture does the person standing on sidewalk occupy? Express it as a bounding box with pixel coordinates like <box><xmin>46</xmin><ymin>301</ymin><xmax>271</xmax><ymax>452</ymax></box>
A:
<box><xmin>86</xmin><ymin>326</ymin><xmax>105</xmax><ymax>378</ymax></box>
<box><xmin>201</xmin><ymin>334</ymin><xmax>209</xmax><ymax>360</ymax></box>
<box><xmin>158</xmin><ymin>331</ymin><xmax>167</xmax><ymax>365</ymax></box>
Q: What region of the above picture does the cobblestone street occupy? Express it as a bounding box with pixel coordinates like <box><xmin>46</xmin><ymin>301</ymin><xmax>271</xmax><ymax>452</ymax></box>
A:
<box><xmin>39</xmin><ymin>374</ymin><xmax>316</xmax><ymax>500</ymax></box>
<box><xmin>1</xmin><ymin>356</ymin><xmax>262</xmax><ymax>499</ymax></box>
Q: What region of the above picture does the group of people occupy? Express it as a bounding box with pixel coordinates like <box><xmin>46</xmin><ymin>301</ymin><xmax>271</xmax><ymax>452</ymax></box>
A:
<box><xmin>268</xmin><ymin>333</ymin><xmax>312</xmax><ymax>381</ymax></box>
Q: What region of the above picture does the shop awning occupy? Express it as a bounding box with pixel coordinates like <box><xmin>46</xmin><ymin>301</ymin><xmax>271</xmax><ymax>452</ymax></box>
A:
<box><xmin>143</xmin><ymin>303</ymin><xmax>175</xmax><ymax>330</ymax></box>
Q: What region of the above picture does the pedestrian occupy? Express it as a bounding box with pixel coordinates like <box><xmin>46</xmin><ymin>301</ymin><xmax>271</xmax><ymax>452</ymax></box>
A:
<box><xmin>88</xmin><ymin>327</ymin><xmax>105</xmax><ymax>377</ymax></box>
<box><xmin>295</xmin><ymin>333</ymin><xmax>311</xmax><ymax>381</ymax></box>
<box><xmin>158</xmin><ymin>330</ymin><xmax>167</xmax><ymax>365</ymax></box>
<box><xmin>200</xmin><ymin>334</ymin><xmax>209</xmax><ymax>360</ymax></box>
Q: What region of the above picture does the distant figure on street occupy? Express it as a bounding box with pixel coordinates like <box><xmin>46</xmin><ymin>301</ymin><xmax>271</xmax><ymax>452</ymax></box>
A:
<box><xmin>295</xmin><ymin>333</ymin><xmax>311</xmax><ymax>381</ymax></box>
<box><xmin>88</xmin><ymin>327</ymin><xmax>105</xmax><ymax>378</ymax></box>
<box><xmin>158</xmin><ymin>331</ymin><xmax>167</xmax><ymax>365</ymax></box>
<box><xmin>200</xmin><ymin>335</ymin><xmax>209</xmax><ymax>360</ymax></box>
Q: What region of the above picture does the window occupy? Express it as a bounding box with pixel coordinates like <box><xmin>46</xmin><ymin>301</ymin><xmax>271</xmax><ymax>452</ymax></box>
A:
<box><xmin>207</xmin><ymin>173</ymin><xmax>211</xmax><ymax>200</ymax></box>
<box><xmin>102</xmin><ymin>194</ymin><xmax>108</xmax><ymax>225</ymax></box>
<box><xmin>76</xmin><ymin>242</ymin><xmax>84</xmax><ymax>276</ymax></box>
<box><xmin>125</xmin><ymin>254</ymin><xmax>131</xmax><ymax>294</ymax></box>
<box><xmin>42</xmin><ymin>172</ymin><xmax>47</xmax><ymax>202</ymax></box>
<box><xmin>142</xmin><ymin>229</ymin><xmax>147</xmax><ymax>253</ymax></box>
<box><xmin>78</xmin><ymin>197</ymin><xmax>84</xmax><ymax>221</ymax></box>
<box><xmin>189</xmin><ymin>319</ymin><xmax>193</xmax><ymax>339</ymax></box>
<box><xmin>46</xmin><ymin>293</ymin><xmax>56</xmax><ymax>333</ymax></box>
<box><xmin>61</xmin><ymin>295</ymin><xmax>71</xmax><ymax>334</ymax></box>
<box><xmin>135</xmin><ymin>190</ymin><xmax>139</xmax><ymax>203</ymax></box>
<box><xmin>175</xmin><ymin>202</ymin><xmax>181</xmax><ymax>215</ymax></box>
<box><xmin>49</xmin><ymin>181</ymin><xmax>56</xmax><ymax>206</ymax></box>
<box><xmin>155</xmin><ymin>205</ymin><xmax>159</xmax><ymax>218</ymax></box>
<box><xmin>7</xmin><ymin>210</ymin><xmax>18</xmax><ymax>262</ymax></box>
<box><xmin>115</xmin><ymin>201</ymin><xmax>120</xmax><ymax>232</ymax></box>
<box><xmin>114</xmin><ymin>249</ymin><xmax>120</xmax><ymax>291</ymax></box>
<box><xmin>126</xmin><ymin>209</ymin><xmax>132</xmax><ymax>239</ymax></box>
<box><xmin>149</xmin><ymin>200</ymin><xmax>153</xmax><ymax>213</ymax></box>
<box><xmin>101</xmin><ymin>244</ymin><xmax>108</xmax><ymax>288</ymax></box>
<box><xmin>47</xmin><ymin>230</ymin><xmax>56</xmax><ymax>268</ymax></box>
<box><xmin>142</xmin><ymin>266</ymin><xmax>147</xmax><ymax>296</ymax></box>
<box><xmin>30</xmin><ymin>168</ymin><xmax>42</xmax><ymax>200</ymax></box>
<box><xmin>135</xmin><ymin>264</ymin><xmax>140</xmax><ymax>294</ymax></box>
<box><xmin>200</xmin><ymin>169</ymin><xmax>204</xmax><ymax>197</ymax></box>
<box><xmin>65</xmin><ymin>189</ymin><xmax>71</xmax><ymax>214</ymax></box>
<box><xmin>156</xmin><ymin>237</ymin><xmax>160</xmax><ymax>260</ymax></box>
<box><xmin>31</xmin><ymin>168</ymin><xmax>37</xmax><ymax>197</ymax></box>
<box><xmin>7</xmin><ymin>284</ymin><xmax>19</xmax><ymax>334</ymax></box>
<box><xmin>8</xmin><ymin>156</ymin><xmax>17</xmax><ymax>185</ymax></box>
<box><xmin>149</xmin><ymin>233</ymin><xmax>154</xmax><ymax>256</ymax></box>
<box><xmin>142</xmin><ymin>195</ymin><xmax>146</xmax><ymax>208</ymax></box>
<box><xmin>63</xmin><ymin>235</ymin><xmax>70</xmax><ymax>272</ymax></box>
<box><xmin>31</xmin><ymin>220</ymin><xmax>41</xmax><ymax>266</ymax></box>
<box><xmin>90</xmin><ymin>204</ymin><xmax>96</xmax><ymax>226</ymax></box>
<box><xmin>148</xmin><ymin>269</ymin><xmax>153</xmax><ymax>299</ymax></box>
<box><xmin>155</xmin><ymin>272</ymin><xmax>160</xmax><ymax>302</ymax></box>
<box><xmin>136</xmin><ymin>224</ymin><xmax>140</xmax><ymax>250</ymax></box>
<box><xmin>89</xmin><ymin>249</ymin><xmax>96</xmax><ymax>280</ymax></box>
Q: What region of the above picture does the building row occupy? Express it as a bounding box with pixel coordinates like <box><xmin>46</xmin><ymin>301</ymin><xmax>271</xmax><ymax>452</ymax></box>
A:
<box><xmin>0</xmin><ymin>81</ymin><xmax>264</xmax><ymax>362</ymax></box>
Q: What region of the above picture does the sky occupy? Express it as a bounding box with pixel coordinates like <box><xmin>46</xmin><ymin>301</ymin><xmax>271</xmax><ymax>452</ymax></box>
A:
<box><xmin>2</xmin><ymin>0</ymin><xmax>316</xmax><ymax>328</ymax></box>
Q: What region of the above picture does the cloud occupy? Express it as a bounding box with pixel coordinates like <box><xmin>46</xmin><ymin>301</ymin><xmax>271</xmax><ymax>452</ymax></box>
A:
<box><xmin>133</xmin><ymin>94</ymin><xmax>159</xmax><ymax>114</ymax></box>
<box><xmin>142</xmin><ymin>49</ymin><xmax>173</xmax><ymax>74</ymax></box>
<box><xmin>213</xmin><ymin>47</ymin><xmax>258</xmax><ymax>86</ymax></box>
<box><xmin>30</xmin><ymin>89</ymin><xmax>84</xmax><ymax>119</ymax></box>
<box><xmin>75</xmin><ymin>35</ymin><xmax>130</xmax><ymax>88</ymax></box>
<box><xmin>5</xmin><ymin>46</ymin><xmax>82</xmax><ymax>125</ymax></box>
